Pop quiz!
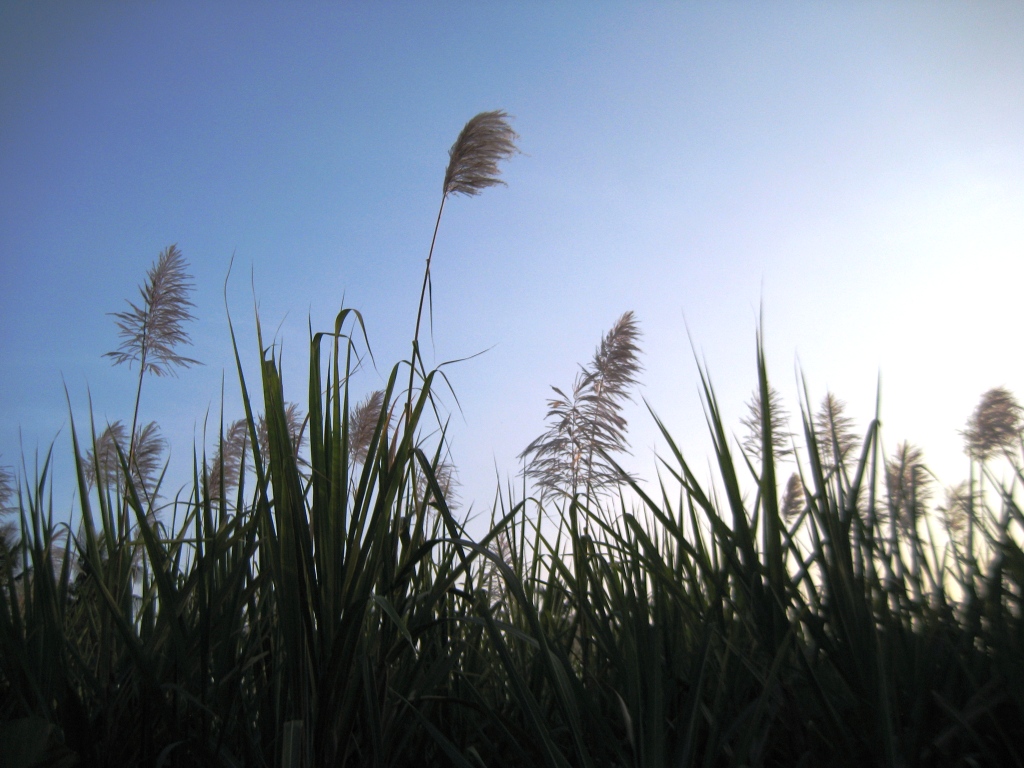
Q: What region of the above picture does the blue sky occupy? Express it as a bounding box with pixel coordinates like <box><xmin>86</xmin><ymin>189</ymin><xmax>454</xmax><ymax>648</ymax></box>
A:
<box><xmin>2</xmin><ymin>3</ymin><xmax>1023</xmax><ymax>522</ymax></box>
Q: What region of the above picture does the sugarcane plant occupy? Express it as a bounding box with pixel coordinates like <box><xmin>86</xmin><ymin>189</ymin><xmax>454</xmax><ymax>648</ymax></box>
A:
<box><xmin>2</xmin><ymin>111</ymin><xmax>1023</xmax><ymax>768</ymax></box>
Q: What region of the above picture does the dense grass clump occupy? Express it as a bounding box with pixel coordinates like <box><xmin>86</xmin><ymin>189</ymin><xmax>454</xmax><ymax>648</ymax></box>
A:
<box><xmin>3</xmin><ymin>310</ymin><xmax>1023</xmax><ymax>767</ymax></box>
<box><xmin>2</xmin><ymin>112</ymin><xmax>1023</xmax><ymax>767</ymax></box>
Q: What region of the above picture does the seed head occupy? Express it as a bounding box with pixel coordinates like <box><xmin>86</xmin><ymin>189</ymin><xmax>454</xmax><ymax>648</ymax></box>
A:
<box><xmin>443</xmin><ymin>110</ymin><xmax>519</xmax><ymax>198</ymax></box>
<box><xmin>963</xmin><ymin>387</ymin><xmax>1022</xmax><ymax>461</ymax></box>
<box><xmin>105</xmin><ymin>244</ymin><xmax>200</xmax><ymax>376</ymax></box>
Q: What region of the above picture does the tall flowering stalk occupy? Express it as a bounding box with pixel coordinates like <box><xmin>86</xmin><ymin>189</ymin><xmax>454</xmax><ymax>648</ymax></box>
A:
<box><xmin>407</xmin><ymin>111</ymin><xmax>518</xmax><ymax>419</ymax></box>
<box><xmin>960</xmin><ymin>387</ymin><xmax>1023</xmax><ymax>556</ymax></box>
<box><xmin>520</xmin><ymin>311</ymin><xmax>642</xmax><ymax>499</ymax></box>
<box><xmin>105</xmin><ymin>244</ymin><xmax>199</xmax><ymax>522</ymax></box>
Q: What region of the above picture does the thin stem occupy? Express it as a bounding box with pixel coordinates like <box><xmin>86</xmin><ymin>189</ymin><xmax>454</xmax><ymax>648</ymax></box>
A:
<box><xmin>123</xmin><ymin>327</ymin><xmax>148</xmax><ymax>535</ymax></box>
<box><xmin>407</xmin><ymin>194</ymin><xmax>447</xmax><ymax>424</ymax></box>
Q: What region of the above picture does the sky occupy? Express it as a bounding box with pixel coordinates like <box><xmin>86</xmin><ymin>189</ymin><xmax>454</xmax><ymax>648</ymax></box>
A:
<box><xmin>2</xmin><ymin>3</ymin><xmax>1023</xmax><ymax>528</ymax></box>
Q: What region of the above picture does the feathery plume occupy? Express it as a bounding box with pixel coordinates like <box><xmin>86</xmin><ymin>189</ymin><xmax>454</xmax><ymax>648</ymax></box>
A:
<box><xmin>885</xmin><ymin>442</ymin><xmax>932</xmax><ymax>533</ymax></box>
<box><xmin>207</xmin><ymin>418</ymin><xmax>250</xmax><ymax>500</ymax></box>
<box><xmin>443</xmin><ymin>110</ymin><xmax>520</xmax><ymax>198</ymax></box>
<box><xmin>105</xmin><ymin>244</ymin><xmax>200</xmax><ymax>377</ymax></box>
<box><xmin>415</xmin><ymin>457</ymin><xmax>459</xmax><ymax>512</ymax></box>
<box><xmin>740</xmin><ymin>385</ymin><xmax>793</xmax><ymax>462</ymax></box>
<box><xmin>83</xmin><ymin>420</ymin><xmax>166</xmax><ymax>498</ymax></box>
<box><xmin>521</xmin><ymin>311</ymin><xmax>642</xmax><ymax>497</ymax></box>
<box><xmin>962</xmin><ymin>387</ymin><xmax>1022</xmax><ymax>461</ymax></box>
<box><xmin>0</xmin><ymin>463</ymin><xmax>18</xmax><ymax>576</ymax></box>
<box><xmin>1</xmin><ymin>462</ymin><xmax>68</xmax><ymax>583</ymax></box>
<box><xmin>483</xmin><ymin>528</ymin><xmax>515</xmax><ymax>608</ymax></box>
<box><xmin>937</xmin><ymin>481</ymin><xmax>974</xmax><ymax>543</ymax></box>
<box><xmin>84</xmin><ymin>421</ymin><xmax>129</xmax><ymax>491</ymax></box>
<box><xmin>256</xmin><ymin>402</ymin><xmax>307</xmax><ymax>465</ymax></box>
<box><xmin>409</xmin><ymin>111</ymin><xmax>519</xmax><ymax>418</ymax></box>
<box><xmin>815</xmin><ymin>392</ymin><xmax>859</xmax><ymax>470</ymax></box>
<box><xmin>781</xmin><ymin>473</ymin><xmax>805</xmax><ymax>521</ymax></box>
<box><xmin>0</xmin><ymin>463</ymin><xmax>14</xmax><ymax>516</ymax></box>
<box><xmin>349</xmin><ymin>390</ymin><xmax>386</xmax><ymax>466</ymax></box>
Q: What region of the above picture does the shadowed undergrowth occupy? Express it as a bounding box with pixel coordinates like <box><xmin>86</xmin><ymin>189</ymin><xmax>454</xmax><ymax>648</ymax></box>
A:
<box><xmin>2</xmin><ymin>317</ymin><xmax>1023</xmax><ymax>767</ymax></box>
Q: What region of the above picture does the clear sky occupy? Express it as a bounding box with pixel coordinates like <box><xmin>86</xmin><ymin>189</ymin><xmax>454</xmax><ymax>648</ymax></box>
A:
<box><xmin>2</xmin><ymin>3</ymin><xmax>1023</xmax><ymax>523</ymax></box>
